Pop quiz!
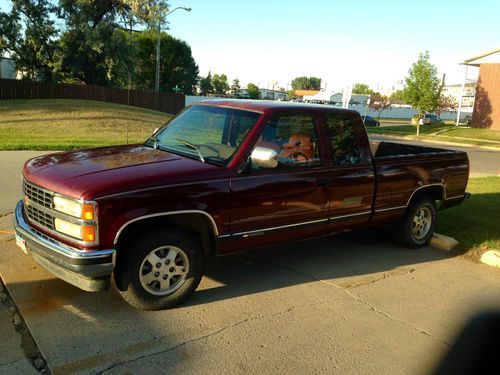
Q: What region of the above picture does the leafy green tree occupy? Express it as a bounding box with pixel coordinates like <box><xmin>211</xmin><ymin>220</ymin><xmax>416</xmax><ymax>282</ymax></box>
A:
<box><xmin>389</xmin><ymin>89</ymin><xmax>405</xmax><ymax>104</ymax></box>
<box><xmin>131</xmin><ymin>30</ymin><xmax>199</xmax><ymax>94</ymax></box>
<box><xmin>403</xmin><ymin>52</ymin><xmax>441</xmax><ymax>115</ymax></box>
<box><xmin>352</xmin><ymin>83</ymin><xmax>374</xmax><ymax>95</ymax></box>
<box><xmin>231</xmin><ymin>78</ymin><xmax>241</xmax><ymax>98</ymax></box>
<box><xmin>247</xmin><ymin>83</ymin><xmax>261</xmax><ymax>99</ymax></box>
<box><xmin>0</xmin><ymin>0</ymin><xmax>58</xmax><ymax>81</ymax></box>
<box><xmin>212</xmin><ymin>73</ymin><xmax>229</xmax><ymax>95</ymax></box>
<box><xmin>291</xmin><ymin>76</ymin><xmax>321</xmax><ymax>90</ymax></box>
<box><xmin>123</xmin><ymin>0</ymin><xmax>169</xmax><ymax>27</ymax></box>
<box><xmin>54</xmin><ymin>0</ymin><xmax>134</xmax><ymax>86</ymax></box>
<box><xmin>199</xmin><ymin>72</ymin><xmax>213</xmax><ymax>96</ymax></box>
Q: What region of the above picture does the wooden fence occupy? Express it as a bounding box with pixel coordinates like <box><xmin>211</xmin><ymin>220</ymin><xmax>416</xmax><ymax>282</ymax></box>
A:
<box><xmin>0</xmin><ymin>78</ymin><xmax>185</xmax><ymax>114</ymax></box>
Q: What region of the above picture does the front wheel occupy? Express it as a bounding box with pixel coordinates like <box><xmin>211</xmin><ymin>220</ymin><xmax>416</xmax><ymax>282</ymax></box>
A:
<box><xmin>394</xmin><ymin>196</ymin><xmax>436</xmax><ymax>249</ymax></box>
<box><xmin>114</xmin><ymin>229</ymin><xmax>203</xmax><ymax>310</ymax></box>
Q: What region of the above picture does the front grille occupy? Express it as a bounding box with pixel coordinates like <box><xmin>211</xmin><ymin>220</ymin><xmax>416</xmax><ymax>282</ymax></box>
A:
<box><xmin>23</xmin><ymin>179</ymin><xmax>55</xmax><ymax>231</ymax></box>
<box><xmin>25</xmin><ymin>204</ymin><xmax>55</xmax><ymax>230</ymax></box>
<box><xmin>23</xmin><ymin>180</ymin><xmax>53</xmax><ymax>208</ymax></box>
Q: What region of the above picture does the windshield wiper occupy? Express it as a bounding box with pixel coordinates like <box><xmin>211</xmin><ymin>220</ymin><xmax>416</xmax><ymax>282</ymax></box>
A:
<box><xmin>176</xmin><ymin>139</ymin><xmax>205</xmax><ymax>163</ymax></box>
<box><xmin>145</xmin><ymin>136</ymin><xmax>160</xmax><ymax>149</ymax></box>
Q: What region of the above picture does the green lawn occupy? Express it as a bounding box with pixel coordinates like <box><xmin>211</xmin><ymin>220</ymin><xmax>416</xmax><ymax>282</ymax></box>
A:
<box><xmin>0</xmin><ymin>99</ymin><xmax>172</xmax><ymax>150</ymax></box>
<box><xmin>438</xmin><ymin>127</ymin><xmax>500</xmax><ymax>142</ymax></box>
<box><xmin>436</xmin><ymin>177</ymin><xmax>500</xmax><ymax>257</ymax></box>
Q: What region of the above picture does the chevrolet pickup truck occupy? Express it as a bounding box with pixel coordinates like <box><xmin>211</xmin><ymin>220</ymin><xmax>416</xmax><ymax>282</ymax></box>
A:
<box><xmin>14</xmin><ymin>100</ymin><xmax>470</xmax><ymax>310</ymax></box>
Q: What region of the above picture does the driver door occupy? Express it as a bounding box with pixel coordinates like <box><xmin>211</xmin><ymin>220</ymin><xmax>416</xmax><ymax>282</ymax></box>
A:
<box><xmin>226</xmin><ymin>111</ymin><xmax>330</xmax><ymax>253</ymax></box>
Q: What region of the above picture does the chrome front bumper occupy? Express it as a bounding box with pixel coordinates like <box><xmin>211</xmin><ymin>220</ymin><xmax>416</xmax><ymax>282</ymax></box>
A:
<box><xmin>13</xmin><ymin>200</ymin><xmax>116</xmax><ymax>292</ymax></box>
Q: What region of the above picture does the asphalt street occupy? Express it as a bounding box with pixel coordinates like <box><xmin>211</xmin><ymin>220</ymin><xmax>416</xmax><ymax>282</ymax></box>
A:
<box><xmin>0</xmin><ymin>144</ymin><xmax>499</xmax><ymax>374</ymax></box>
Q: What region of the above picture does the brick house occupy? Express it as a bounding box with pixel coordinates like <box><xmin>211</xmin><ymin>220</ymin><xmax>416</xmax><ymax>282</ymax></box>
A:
<box><xmin>463</xmin><ymin>49</ymin><xmax>500</xmax><ymax>130</ymax></box>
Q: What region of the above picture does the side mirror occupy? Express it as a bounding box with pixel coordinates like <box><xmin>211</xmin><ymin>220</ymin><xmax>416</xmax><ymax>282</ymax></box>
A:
<box><xmin>250</xmin><ymin>147</ymin><xmax>278</xmax><ymax>169</ymax></box>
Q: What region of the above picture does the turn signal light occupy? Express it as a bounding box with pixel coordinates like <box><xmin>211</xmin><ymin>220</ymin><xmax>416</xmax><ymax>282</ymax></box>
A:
<box><xmin>81</xmin><ymin>204</ymin><xmax>95</xmax><ymax>220</ymax></box>
<box><xmin>82</xmin><ymin>226</ymin><xmax>96</xmax><ymax>242</ymax></box>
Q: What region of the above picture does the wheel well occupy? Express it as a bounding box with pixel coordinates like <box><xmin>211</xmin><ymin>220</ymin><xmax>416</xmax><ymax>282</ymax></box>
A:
<box><xmin>409</xmin><ymin>185</ymin><xmax>445</xmax><ymax>206</ymax></box>
<box><xmin>115</xmin><ymin>214</ymin><xmax>217</xmax><ymax>255</ymax></box>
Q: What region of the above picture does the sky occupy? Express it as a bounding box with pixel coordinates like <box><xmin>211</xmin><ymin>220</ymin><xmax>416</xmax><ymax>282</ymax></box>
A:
<box><xmin>1</xmin><ymin>0</ymin><xmax>499</xmax><ymax>93</ymax></box>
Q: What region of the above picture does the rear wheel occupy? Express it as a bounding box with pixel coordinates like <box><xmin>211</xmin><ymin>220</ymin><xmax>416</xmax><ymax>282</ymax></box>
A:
<box><xmin>394</xmin><ymin>196</ymin><xmax>436</xmax><ymax>248</ymax></box>
<box><xmin>114</xmin><ymin>229</ymin><xmax>203</xmax><ymax>310</ymax></box>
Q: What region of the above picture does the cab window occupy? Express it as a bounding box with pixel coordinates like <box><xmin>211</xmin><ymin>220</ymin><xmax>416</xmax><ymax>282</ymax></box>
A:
<box><xmin>253</xmin><ymin>113</ymin><xmax>321</xmax><ymax>170</ymax></box>
<box><xmin>324</xmin><ymin>113</ymin><xmax>361</xmax><ymax>165</ymax></box>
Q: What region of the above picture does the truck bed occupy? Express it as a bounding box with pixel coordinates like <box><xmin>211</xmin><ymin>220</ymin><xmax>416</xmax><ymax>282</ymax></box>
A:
<box><xmin>370</xmin><ymin>140</ymin><xmax>462</xmax><ymax>159</ymax></box>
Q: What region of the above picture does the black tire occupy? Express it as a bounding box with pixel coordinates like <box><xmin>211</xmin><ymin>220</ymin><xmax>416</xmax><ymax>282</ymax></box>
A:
<box><xmin>394</xmin><ymin>196</ymin><xmax>436</xmax><ymax>249</ymax></box>
<box><xmin>114</xmin><ymin>228</ymin><xmax>203</xmax><ymax>310</ymax></box>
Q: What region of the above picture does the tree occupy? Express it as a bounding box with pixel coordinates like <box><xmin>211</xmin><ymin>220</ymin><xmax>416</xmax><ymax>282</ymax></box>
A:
<box><xmin>403</xmin><ymin>52</ymin><xmax>442</xmax><ymax>135</ymax></box>
<box><xmin>124</xmin><ymin>0</ymin><xmax>169</xmax><ymax>27</ymax></box>
<box><xmin>0</xmin><ymin>0</ymin><xmax>58</xmax><ymax>81</ymax></box>
<box><xmin>247</xmin><ymin>83</ymin><xmax>261</xmax><ymax>99</ymax></box>
<box><xmin>131</xmin><ymin>30</ymin><xmax>199</xmax><ymax>94</ymax></box>
<box><xmin>403</xmin><ymin>52</ymin><xmax>441</xmax><ymax>113</ymax></box>
<box><xmin>199</xmin><ymin>72</ymin><xmax>213</xmax><ymax>96</ymax></box>
<box><xmin>435</xmin><ymin>95</ymin><xmax>458</xmax><ymax>116</ymax></box>
<box><xmin>212</xmin><ymin>73</ymin><xmax>229</xmax><ymax>95</ymax></box>
<box><xmin>369</xmin><ymin>92</ymin><xmax>391</xmax><ymax>121</ymax></box>
<box><xmin>54</xmin><ymin>0</ymin><xmax>134</xmax><ymax>86</ymax></box>
<box><xmin>230</xmin><ymin>78</ymin><xmax>241</xmax><ymax>98</ymax></box>
<box><xmin>389</xmin><ymin>89</ymin><xmax>405</xmax><ymax>104</ymax></box>
<box><xmin>291</xmin><ymin>76</ymin><xmax>321</xmax><ymax>90</ymax></box>
<box><xmin>352</xmin><ymin>83</ymin><xmax>374</xmax><ymax>95</ymax></box>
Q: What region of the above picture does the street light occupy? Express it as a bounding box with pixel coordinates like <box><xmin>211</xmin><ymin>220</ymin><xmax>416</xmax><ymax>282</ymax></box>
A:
<box><xmin>155</xmin><ymin>6</ymin><xmax>191</xmax><ymax>92</ymax></box>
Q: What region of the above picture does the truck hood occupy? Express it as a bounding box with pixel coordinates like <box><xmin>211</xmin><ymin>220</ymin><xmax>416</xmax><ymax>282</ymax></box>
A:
<box><xmin>23</xmin><ymin>145</ymin><xmax>226</xmax><ymax>199</ymax></box>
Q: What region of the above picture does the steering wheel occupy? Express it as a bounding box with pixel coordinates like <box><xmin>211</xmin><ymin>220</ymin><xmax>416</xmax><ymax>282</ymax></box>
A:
<box><xmin>287</xmin><ymin>152</ymin><xmax>308</xmax><ymax>163</ymax></box>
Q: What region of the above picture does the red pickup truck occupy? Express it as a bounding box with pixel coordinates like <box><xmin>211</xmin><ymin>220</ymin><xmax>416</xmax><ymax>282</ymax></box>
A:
<box><xmin>14</xmin><ymin>100</ymin><xmax>470</xmax><ymax>310</ymax></box>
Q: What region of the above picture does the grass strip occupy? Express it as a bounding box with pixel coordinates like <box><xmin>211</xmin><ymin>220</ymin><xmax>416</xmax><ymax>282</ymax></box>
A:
<box><xmin>436</xmin><ymin>177</ymin><xmax>500</xmax><ymax>257</ymax></box>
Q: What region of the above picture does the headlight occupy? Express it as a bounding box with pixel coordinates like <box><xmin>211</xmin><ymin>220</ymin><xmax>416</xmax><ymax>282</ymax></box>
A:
<box><xmin>53</xmin><ymin>196</ymin><xmax>95</xmax><ymax>220</ymax></box>
<box><xmin>54</xmin><ymin>218</ymin><xmax>96</xmax><ymax>242</ymax></box>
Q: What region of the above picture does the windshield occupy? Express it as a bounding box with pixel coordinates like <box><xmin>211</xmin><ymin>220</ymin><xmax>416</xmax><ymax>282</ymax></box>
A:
<box><xmin>146</xmin><ymin>105</ymin><xmax>260</xmax><ymax>165</ymax></box>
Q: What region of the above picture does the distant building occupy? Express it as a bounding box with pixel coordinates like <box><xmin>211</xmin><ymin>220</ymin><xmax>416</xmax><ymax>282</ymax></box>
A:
<box><xmin>239</xmin><ymin>88</ymin><xmax>288</xmax><ymax>101</ymax></box>
<box><xmin>303</xmin><ymin>91</ymin><xmax>369</xmax><ymax>106</ymax></box>
<box><xmin>259</xmin><ymin>88</ymin><xmax>288</xmax><ymax>101</ymax></box>
<box><xmin>462</xmin><ymin>49</ymin><xmax>500</xmax><ymax>130</ymax></box>
<box><xmin>0</xmin><ymin>57</ymin><xmax>16</xmax><ymax>79</ymax></box>
<box><xmin>443</xmin><ymin>82</ymin><xmax>476</xmax><ymax>109</ymax></box>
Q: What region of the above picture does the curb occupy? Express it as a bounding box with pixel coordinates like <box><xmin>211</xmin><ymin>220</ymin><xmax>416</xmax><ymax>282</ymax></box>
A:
<box><xmin>430</xmin><ymin>233</ymin><xmax>460</xmax><ymax>251</ymax></box>
<box><xmin>480</xmin><ymin>250</ymin><xmax>500</xmax><ymax>269</ymax></box>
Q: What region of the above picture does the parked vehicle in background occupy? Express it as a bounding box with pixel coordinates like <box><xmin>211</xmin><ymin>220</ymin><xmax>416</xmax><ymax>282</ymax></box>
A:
<box><xmin>424</xmin><ymin>114</ymin><xmax>441</xmax><ymax>124</ymax></box>
<box><xmin>411</xmin><ymin>113</ymin><xmax>442</xmax><ymax>125</ymax></box>
<box><xmin>363</xmin><ymin>115</ymin><xmax>380</xmax><ymax>127</ymax></box>
<box><xmin>14</xmin><ymin>101</ymin><xmax>470</xmax><ymax>310</ymax></box>
<box><xmin>464</xmin><ymin>115</ymin><xmax>472</xmax><ymax>125</ymax></box>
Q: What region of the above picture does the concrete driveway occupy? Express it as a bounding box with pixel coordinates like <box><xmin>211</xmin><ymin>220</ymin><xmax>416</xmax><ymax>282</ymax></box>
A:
<box><xmin>1</xmin><ymin>150</ymin><xmax>500</xmax><ymax>374</ymax></box>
